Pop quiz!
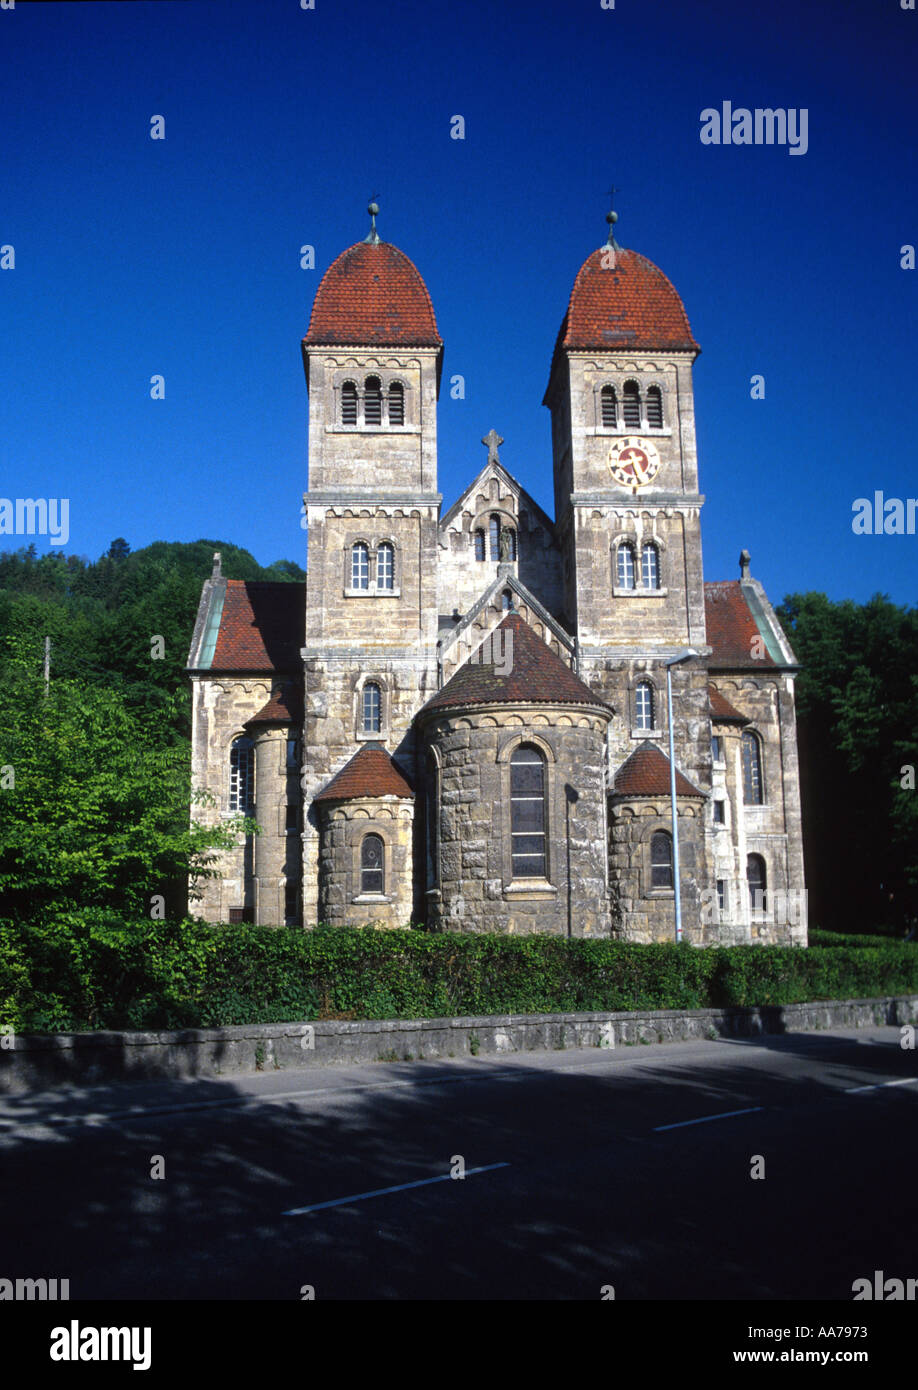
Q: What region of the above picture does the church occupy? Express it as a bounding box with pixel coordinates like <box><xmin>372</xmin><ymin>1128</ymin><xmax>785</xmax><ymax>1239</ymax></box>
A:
<box><xmin>186</xmin><ymin>203</ymin><xmax>807</xmax><ymax>946</ymax></box>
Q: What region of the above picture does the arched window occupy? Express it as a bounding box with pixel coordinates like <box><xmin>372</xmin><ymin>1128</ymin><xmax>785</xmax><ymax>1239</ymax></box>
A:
<box><xmin>641</xmin><ymin>542</ymin><xmax>660</xmax><ymax>590</ymax></box>
<box><xmin>474</xmin><ymin>529</ymin><xmax>486</xmax><ymax>561</ymax></box>
<box><xmin>361</xmin><ymin>834</ymin><xmax>384</xmax><ymax>894</ymax></box>
<box><xmin>364</xmin><ymin>375</ymin><xmax>382</xmax><ymax>425</ymax></box>
<box><xmin>510</xmin><ymin>744</ymin><xmax>547</xmax><ymax>879</ymax></box>
<box><xmin>646</xmin><ymin>385</ymin><xmax>663</xmax><ymax>429</ymax></box>
<box><xmin>651</xmin><ymin>830</ymin><xmax>673</xmax><ymax>889</ymax></box>
<box><xmin>747</xmin><ymin>853</ymin><xmax>767</xmax><ymax>913</ymax></box>
<box><xmin>362</xmin><ymin>681</ymin><xmax>381</xmax><ymax>734</ymax></box>
<box><xmin>742</xmin><ymin>731</ymin><xmax>764</xmax><ymax>804</ymax></box>
<box><xmin>505</xmin><ymin>528</ymin><xmax>517</xmax><ymax>561</ymax></box>
<box><xmin>489</xmin><ymin>514</ymin><xmax>501</xmax><ymax>560</ymax></box>
<box><xmin>502</xmin><ymin>589</ymin><xmax>512</xmax><ymax>611</ymax></box>
<box><xmin>229</xmin><ymin>736</ymin><xmax>254</xmax><ymax>813</ymax></box>
<box><xmin>387</xmin><ymin>381</ymin><xmax>404</xmax><ymax>425</ymax></box>
<box><xmin>341</xmin><ymin>380</ymin><xmax>357</xmax><ymax>426</ymax></box>
<box><xmin>617</xmin><ymin>542</ymin><xmax>636</xmax><ymax>590</ymax></box>
<box><xmin>351</xmin><ymin>542</ymin><xmax>369</xmax><ymax>589</ymax></box>
<box><xmin>623</xmin><ymin>380</ymin><xmax>642</xmax><ymax>428</ymax></box>
<box><xmin>601</xmin><ymin>384</ymin><xmax>618</xmax><ymax>427</ymax></box>
<box><xmin>635</xmin><ymin>681</ymin><xmax>655</xmax><ymax>731</ymax></box>
<box><xmin>376</xmin><ymin>542</ymin><xmax>394</xmax><ymax>590</ymax></box>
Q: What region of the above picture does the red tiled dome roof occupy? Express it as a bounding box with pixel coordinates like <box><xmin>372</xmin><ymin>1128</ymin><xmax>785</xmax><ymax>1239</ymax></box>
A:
<box><xmin>554</xmin><ymin>247</ymin><xmax>700</xmax><ymax>358</ymax></box>
<box><xmin>613</xmin><ymin>742</ymin><xmax>704</xmax><ymax>798</ymax></box>
<box><xmin>421</xmin><ymin>614</ymin><xmax>613</xmax><ymax>715</ymax></box>
<box><xmin>314</xmin><ymin>744</ymin><xmax>414</xmax><ymax>803</ymax></box>
<box><xmin>303</xmin><ymin>241</ymin><xmax>442</xmax><ymax>348</ymax></box>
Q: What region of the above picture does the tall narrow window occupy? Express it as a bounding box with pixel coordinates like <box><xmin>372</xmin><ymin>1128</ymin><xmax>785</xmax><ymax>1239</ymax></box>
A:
<box><xmin>742</xmin><ymin>731</ymin><xmax>764</xmax><ymax>804</ymax></box>
<box><xmin>361</xmin><ymin>834</ymin><xmax>384</xmax><ymax>894</ymax></box>
<box><xmin>510</xmin><ymin>744</ymin><xmax>547</xmax><ymax>879</ymax></box>
<box><xmin>284</xmin><ymin>880</ymin><xmax>300</xmax><ymax>925</ymax></box>
<box><xmin>601</xmin><ymin>385</ymin><xmax>618</xmax><ymax>427</ymax></box>
<box><xmin>341</xmin><ymin>380</ymin><xmax>357</xmax><ymax>425</ymax></box>
<box><xmin>651</xmin><ymin>830</ymin><xmax>673</xmax><ymax>889</ymax></box>
<box><xmin>646</xmin><ymin>385</ymin><xmax>664</xmax><ymax>429</ymax></box>
<box><xmin>641</xmin><ymin>542</ymin><xmax>660</xmax><ymax>590</ymax></box>
<box><xmin>489</xmin><ymin>514</ymin><xmax>501</xmax><ymax>560</ymax></box>
<box><xmin>747</xmin><ymin>854</ymin><xmax>767</xmax><ymax>913</ymax></box>
<box><xmin>286</xmin><ymin>735</ymin><xmax>299</xmax><ymax>769</ymax></box>
<box><xmin>362</xmin><ymin>682</ymin><xmax>381</xmax><ymax>734</ymax></box>
<box><xmin>474</xmin><ymin>529</ymin><xmax>486</xmax><ymax>561</ymax></box>
<box><xmin>502</xmin><ymin>589</ymin><xmax>512</xmax><ymax>611</ymax></box>
<box><xmin>716</xmin><ymin>879</ymin><xmax>727</xmax><ymax>913</ymax></box>
<box><xmin>617</xmin><ymin>542</ymin><xmax>636</xmax><ymax>590</ymax></box>
<box><xmin>229</xmin><ymin>736</ymin><xmax>254</xmax><ymax>812</ymax></box>
<box><xmin>635</xmin><ymin>681</ymin><xmax>655</xmax><ymax>731</ymax></box>
<box><xmin>623</xmin><ymin>380</ymin><xmax>641</xmax><ymax>428</ymax></box>
<box><xmin>364</xmin><ymin>375</ymin><xmax>382</xmax><ymax>425</ymax></box>
<box><xmin>376</xmin><ymin>542</ymin><xmax>394</xmax><ymax>590</ymax></box>
<box><xmin>711</xmin><ymin>734</ymin><xmax>724</xmax><ymax>763</ymax></box>
<box><xmin>388</xmin><ymin>381</ymin><xmax>404</xmax><ymax>425</ymax></box>
<box><xmin>351</xmin><ymin>542</ymin><xmax>369</xmax><ymax>589</ymax></box>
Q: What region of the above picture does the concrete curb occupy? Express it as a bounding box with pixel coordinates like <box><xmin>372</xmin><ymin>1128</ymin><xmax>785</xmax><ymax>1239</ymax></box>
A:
<box><xmin>2</xmin><ymin>994</ymin><xmax>916</xmax><ymax>1093</ymax></box>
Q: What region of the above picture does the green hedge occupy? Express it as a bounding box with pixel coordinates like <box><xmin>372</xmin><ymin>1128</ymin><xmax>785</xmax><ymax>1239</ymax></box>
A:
<box><xmin>3</xmin><ymin>913</ymin><xmax>918</xmax><ymax>1034</ymax></box>
<box><xmin>808</xmin><ymin>928</ymin><xmax>910</xmax><ymax>949</ymax></box>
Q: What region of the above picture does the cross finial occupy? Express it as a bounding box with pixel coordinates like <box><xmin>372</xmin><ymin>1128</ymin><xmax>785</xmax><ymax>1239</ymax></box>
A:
<box><xmin>604</xmin><ymin>184</ymin><xmax>622</xmax><ymax>249</ymax></box>
<box><xmin>482</xmin><ymin>429</ymin><xmax>504</xmax><ymax>464</ymax></box>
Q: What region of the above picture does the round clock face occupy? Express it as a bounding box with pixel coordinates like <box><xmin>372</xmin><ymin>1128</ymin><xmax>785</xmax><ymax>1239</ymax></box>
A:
<box><xmin>608</xmin><ymin>437</ymin><xmax>661</xmax><ymax>488</ymax></box>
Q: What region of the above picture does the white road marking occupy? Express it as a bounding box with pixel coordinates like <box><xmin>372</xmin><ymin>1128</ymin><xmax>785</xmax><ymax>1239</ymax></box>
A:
<box><xmin>282</xmin><ymin>1162</ymin><xmax>511</xmax><ymax>1216</ymax></box>
<box><xmin>654</xmin><ymin>1106</ymin><xmax>764</xmax><ymax>1132</ymax></box>
<box><xmin>844</xmin><ymin>1077</ymin><xmax>918</xmax><ymax>1094</ymax></box>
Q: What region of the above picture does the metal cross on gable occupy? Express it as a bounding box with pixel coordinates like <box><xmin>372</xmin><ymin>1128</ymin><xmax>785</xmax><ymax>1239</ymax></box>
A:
<box><xmin>482</xmin><ymin>429</ymin><xmax>504</xmax><ymax>464</ymax></box>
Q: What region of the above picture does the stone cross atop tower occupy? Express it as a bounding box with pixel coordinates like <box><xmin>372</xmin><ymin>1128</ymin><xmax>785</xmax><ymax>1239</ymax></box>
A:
<box><xmin>482</xmin><ymin>429</ymin><xmax>504</xmax><ymax>465</ymax></box>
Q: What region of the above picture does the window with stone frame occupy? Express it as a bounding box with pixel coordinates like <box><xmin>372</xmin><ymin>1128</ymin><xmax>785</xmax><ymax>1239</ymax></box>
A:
<box><xmin>474</xmin><ymin>528</ymin><xmax>486</xmax><ymax>561</ymax></box>
<box><xmin>742</xmin><ymin>731</ymin><xmax>765</xmax><ymax>804</ymax></box>
<box><xmin>489</xmin><ymin>514</ymin><xmax>501</xmax><ymax>561</ymax></box>
<box><xmin>641</xmin><ymin>542</ymin><xmax>660</xmax><ymax>590</ymax></box>
<box><xmin>351</xmin><ymin>542</ymin><xmax>369</xmax><ymax>590</ymax></box>
<box><xmin>376</xmin><ymin>542</ymin><xmax>395</xmax><ymax>591</ymax></box>
<box><xmin>747</xmin><ymin>853</ymin><xmax>767</xmax><ymax>913</ymax></box>
<box><xmin>650</xmin><ymin>830</ymin><xmax>673</xmax><ymax>889</ymax></box>
<box><xmin>617</xmin><ymin>542</ymin><xmax>636</xmax><ymax>590</ymax></box>
<box><xmin>635</xmin><ymin>681</ymin><xmax>655</xmax><ymax>731</ymax></box>
<box><xmin>510</xmin><ymin>744</ymin><xmax>547</xmax><ymax>879</ymax></box>
<box><xmin>362</xmin><ymin>681</ymin><xmax>382</xmax><ymax>734</ymax></box>
<box><xmin>601</xmin><ymin>384</ymin><xmax>618</xmax><ymax>427</ymax></box>
<box><xmin>229</xmin><ymin>736</ymin><xmax>254</xmax><ymax>813</ymax></box>
<box><xmin>361</xmin><ymin>834</ymin><xmax>384</xmax><ymax>894</ymax></box>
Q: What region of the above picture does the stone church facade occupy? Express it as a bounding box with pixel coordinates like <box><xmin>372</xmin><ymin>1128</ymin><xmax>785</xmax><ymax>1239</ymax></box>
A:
<box><xmin>187</xmin><ymin>208</ymin><xmax>807</xmax><ymax>945</ymax></box>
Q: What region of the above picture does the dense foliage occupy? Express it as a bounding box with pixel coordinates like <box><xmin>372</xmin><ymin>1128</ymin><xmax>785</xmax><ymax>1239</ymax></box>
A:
<box><xmin>776</xmin><ymin>592</ymin><xmax>918</xmax><ymax>933</ymax></box>
<box><xmin>3</xmin><ymin>917</ymin><xmax>918</xmax><ymax>1035</ymax></box>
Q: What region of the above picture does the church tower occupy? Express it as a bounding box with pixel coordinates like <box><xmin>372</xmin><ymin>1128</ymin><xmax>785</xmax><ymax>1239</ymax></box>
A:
<box><xmin>299</xmin><ymin>204</ymin><xmax>443</xmax><ymax>924</ymax></box>
<box><xmin>544</xmin><ymin>209</ymin><xmax>713</xmax><ymax>936</ymax></box>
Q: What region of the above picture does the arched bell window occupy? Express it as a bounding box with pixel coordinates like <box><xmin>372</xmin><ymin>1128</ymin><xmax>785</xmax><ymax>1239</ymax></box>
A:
<box><xmin>601</xmin><ymin>384</ymin><xmax>618</xmax><ymax>427</ymax></box>
<box><xmin>341</xmin><ymin>380</ymin><xmax>357</xmax><ymax>426</ymax></box>
<box><xmin>623</xmin><ymin>380</ymin><xmax>642</xmax><ymax>428</ymax></box>
<box><xmin>646</xmin><ymin>384</ymin><xmax>664</xmax><ymax>429</ymax></box>
<box><xmin>364</xmin><ymin>375</ymin><xmax>382</xmax><ymax>425</ymax></box>
<box><xmin>351</xmin><ymin>542</ymin><xmax>369</xmax><ymax>590</ymax></box>
<box><xmin>641</xmin><ymin>542</ymin><xmax>660</xmax><ymax>590</ymax></box>
<box><xmin>388</xmin><ymin>381</ymin><xmax>404</xmax><ymax>425</ymax></box>
<box><xmin>376</xmin><ymin>542</ymin><xmax>394</xmax><ymax>591</ymax></box>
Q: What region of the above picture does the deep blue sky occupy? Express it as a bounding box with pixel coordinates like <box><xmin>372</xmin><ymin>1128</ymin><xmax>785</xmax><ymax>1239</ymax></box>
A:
<box><xmin>2</xmin><ymin>0</ymin><xmax>915</xmax><ymax>608</ymax></box>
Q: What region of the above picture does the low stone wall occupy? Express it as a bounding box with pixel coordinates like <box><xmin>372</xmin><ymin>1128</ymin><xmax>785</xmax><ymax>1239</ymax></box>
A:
<box><xmin>2</xmin><ymin>994</ymin><xmax>916</xmax><ymax>1094</ymax></box>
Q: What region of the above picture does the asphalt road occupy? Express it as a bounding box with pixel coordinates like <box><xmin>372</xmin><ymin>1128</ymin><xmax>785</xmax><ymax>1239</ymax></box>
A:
<box><xmin>2</xmin><ymin>1027</ymin><xmax>916</xmax><ymax>1300</ymax></box>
